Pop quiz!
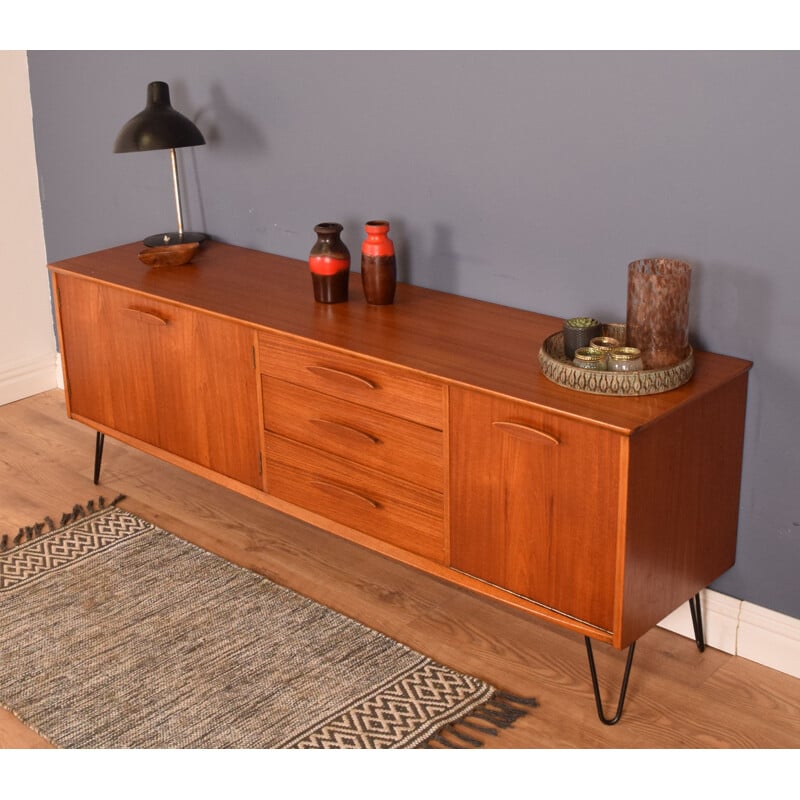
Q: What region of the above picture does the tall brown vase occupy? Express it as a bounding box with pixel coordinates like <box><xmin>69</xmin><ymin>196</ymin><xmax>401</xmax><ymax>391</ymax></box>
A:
<box><xmin>309</xmin><ymin>222</ymin><xmax>350</xmax><ymax>303</ymax></box>
<box><xmin>360</xmin><ymin>220</ymin><xmax>397</xmax><ymax>305</ymax></box>
<box><xmin>625</xmin><ymin>258</ymin><xmax>692</xmax><ymax>369</ymax></box>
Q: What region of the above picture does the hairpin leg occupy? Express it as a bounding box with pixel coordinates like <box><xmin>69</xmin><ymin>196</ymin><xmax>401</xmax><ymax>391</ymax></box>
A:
<box><xmin>585</xmin><ymin>637</ymin><xmax>636</xmax><ymax>725</ymax></box>
<box><xmin>93</xmin><ymin>432</ymin><xmax>105</xmax><ymax>485</ymax></box>
<box><xmin>688</xmin><ymin>592</ymin><xmax>705</xmax><ymax>652</ymax></box>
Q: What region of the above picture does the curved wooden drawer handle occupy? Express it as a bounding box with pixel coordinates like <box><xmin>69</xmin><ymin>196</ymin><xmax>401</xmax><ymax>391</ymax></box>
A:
<box><xmin>492</xmin><ymin>421</ymin><xmax>560</xmax><ymax>446</ymax></box>
<box><xmin>310</xmin><ymin>418</ymin><xmax>380</xmax><ymax>445</ymax></box>
<box><xmin>310</xmin><ymin>479</ymin><xmax>379</xmax><ymax>509</ymax></box>
<box><xmin>123</xmin><ymin>307</ymin><xmax>169</xmax><ymax>326</ymax></box>
<box><xmin>306</xmin><ymin>365</ymin><xmax>377</xmax><ymax>390</ymax></box>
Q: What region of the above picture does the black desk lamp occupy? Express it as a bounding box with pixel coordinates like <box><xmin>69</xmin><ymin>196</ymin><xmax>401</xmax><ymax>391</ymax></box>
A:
<box><xmin>114</xmin><ymin>81</ymin><xmax>208</xmax><ymax>247</ymax></box>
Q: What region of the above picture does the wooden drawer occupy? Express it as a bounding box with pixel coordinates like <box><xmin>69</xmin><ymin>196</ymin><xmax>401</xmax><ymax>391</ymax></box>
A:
<box><xmin>264</xmin><ymin>433</ymin><xmax>446</xmax><ymax>563</ymax></box>
<box><xmin>258</xmin><ymin>329</ymin><xmax>444</xmax><ymax>429</ymax></box>
<box><xmin>262</xmin><ymin>376</ymin><xmax>443</xmax><ymax>490</ymax></box>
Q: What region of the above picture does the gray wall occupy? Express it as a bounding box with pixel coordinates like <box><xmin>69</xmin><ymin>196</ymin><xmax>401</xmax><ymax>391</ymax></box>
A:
<box><xmin>27</xmin><ymin>51</ymin><xmax>800</xmax><ymax>620</ymax></box>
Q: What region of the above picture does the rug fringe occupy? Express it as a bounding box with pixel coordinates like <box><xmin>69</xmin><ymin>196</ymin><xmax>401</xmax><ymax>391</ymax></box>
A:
<box><xmin>420</xmin><ymin>690</ymin><xmax>539</xmax><ymax>749</ymax></box>
<box><xmin>1</xmin><ymin>495</ymin><xmax>127</xmax><ymax>552</ymax></box>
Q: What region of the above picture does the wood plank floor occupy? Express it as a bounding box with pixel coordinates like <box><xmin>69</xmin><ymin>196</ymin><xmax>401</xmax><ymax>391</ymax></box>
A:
<box><xmin>1</xmin><ymin>389</ymin><xmax>799</xmax><ymax>750</ymax></box>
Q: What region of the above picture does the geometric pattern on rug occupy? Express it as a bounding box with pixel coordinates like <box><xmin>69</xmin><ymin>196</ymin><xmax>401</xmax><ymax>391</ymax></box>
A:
<box><xmin>278</xmin><ymin>659</ymin><xmax>493</xmax><ymax>748</ymax></box>
<box><xmin>0</xmin><ymin>510</ymin><xmax>149</xmax><ymax>591</ymax></box>
<box><xmin>0</xmin><ymin>501</ymin><xmax>536</xmax><ymax>749</ymax></box>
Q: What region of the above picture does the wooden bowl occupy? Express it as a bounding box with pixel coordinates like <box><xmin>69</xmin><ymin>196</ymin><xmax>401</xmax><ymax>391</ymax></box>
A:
<box><xmin>138</xmin><ymin>242</ymin><xmax>200</xmax><ymax>268</ymax></box>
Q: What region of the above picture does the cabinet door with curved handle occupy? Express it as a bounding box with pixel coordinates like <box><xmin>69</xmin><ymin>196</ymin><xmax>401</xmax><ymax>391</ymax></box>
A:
<box><xmin>55</xmin><ymin>275</ymin><xmax>262</xmax><ymax>488</ymax></box>
<box><xmin>449</xmin><ymin>386</ymin><xmax>622</xmax><ymax>631</ymax></box>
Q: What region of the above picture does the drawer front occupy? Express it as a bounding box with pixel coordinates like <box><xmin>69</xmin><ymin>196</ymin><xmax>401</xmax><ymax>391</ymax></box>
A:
<box><xmin>258</xmin><ymin>329</ymin><xmax>444</xmax><ymax>429</ymax></box>
<box><xmin>262</xmin><ymin>376</ymin><xmax>444</xmax><ymax>491</ymax></box>
<box><xmin>264</xmin><ymin>434</ymin><xmax>445</xmax><ymax>563</ymax></box>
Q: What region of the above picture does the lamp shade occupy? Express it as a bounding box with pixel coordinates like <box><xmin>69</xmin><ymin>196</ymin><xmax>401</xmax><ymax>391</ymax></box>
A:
<box><xmin>113</xmin><ymin>81</ymin><xmax>205</xmax><ymax>153</ymax></box>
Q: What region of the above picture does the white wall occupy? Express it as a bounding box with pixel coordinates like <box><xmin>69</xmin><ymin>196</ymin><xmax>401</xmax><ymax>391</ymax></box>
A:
<box><xmin>0</xmin><ymin>50</ymin><xmax>58</xmax><ymax>405</ymax></box>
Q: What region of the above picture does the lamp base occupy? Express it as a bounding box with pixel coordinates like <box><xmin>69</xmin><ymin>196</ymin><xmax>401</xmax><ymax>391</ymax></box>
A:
<box><xmin>143</xmin><ymin>231</ymin><xmax>208</xmax><ymax>248</ymax></box>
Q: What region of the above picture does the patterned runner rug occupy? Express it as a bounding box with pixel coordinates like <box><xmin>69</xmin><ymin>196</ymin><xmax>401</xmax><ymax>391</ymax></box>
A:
<box><xmin>0</xmin><ymin>499</ymin><xmax>536</xmax><ymax>748</ymax></box>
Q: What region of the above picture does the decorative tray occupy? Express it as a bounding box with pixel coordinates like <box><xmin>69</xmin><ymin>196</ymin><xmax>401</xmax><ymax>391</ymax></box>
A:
<box><xmin>538</xmin><ymin>323</ymin><xmax>695</xmax><ymax>396</ymax></box>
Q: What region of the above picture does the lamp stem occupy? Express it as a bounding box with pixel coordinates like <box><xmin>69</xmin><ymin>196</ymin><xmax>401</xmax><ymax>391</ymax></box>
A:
<box><xmin>169</xmin><ymin>147</ymin><xmax>184</xmax><ymax>239</ymax></box>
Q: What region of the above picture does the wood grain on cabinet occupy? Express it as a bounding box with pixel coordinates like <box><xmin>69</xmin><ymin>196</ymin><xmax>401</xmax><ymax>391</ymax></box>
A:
<box><xmin>450</xmin><ymin>387</ymin><xmax>621</xmax><ymax>633</ymax></box>
<box><xmin>258</xmin><ymin>328</ymin><xmax>445</xmax><ymax>429</ymax></box>
<box><xmin>617</xmin><ymin>373</ymin><xmax>749</xmax><ymax>647</ymax></box>
<box><xmin>258</xmin><ymin>327</ymin><xmax>446</xmax><ymax>562</ymax></box>
<box><xmin>54</xmin><ymin>273</ymin><xmax>261</xmax><ymax>489</ymax></box>
<box><xmin>264</xmin><ymin>433</ymin><xmax>446</xmax><ymax>562</ymax></box>
<box><xmin>48</xmin><ymin>240</ymin><xmax>753</xmax><ymax>653</ymax></box>
<box><xmin>262</xmin><ymin>376</ymin><xmax>444</xmax><ymax>489</ymax></box>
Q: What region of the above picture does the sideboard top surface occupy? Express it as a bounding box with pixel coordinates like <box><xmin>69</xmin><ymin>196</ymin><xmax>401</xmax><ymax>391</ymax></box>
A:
<box><xmin>48</xmin><ymin>240</ymin><xmax>752</xmax><ymax>434</ymax></box>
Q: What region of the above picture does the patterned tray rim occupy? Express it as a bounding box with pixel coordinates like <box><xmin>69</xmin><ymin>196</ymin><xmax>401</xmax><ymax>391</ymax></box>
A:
<box><xmin>538</xmin><ymin>328</ymin><xmax>695</xmax><ymax>396</ymax></box>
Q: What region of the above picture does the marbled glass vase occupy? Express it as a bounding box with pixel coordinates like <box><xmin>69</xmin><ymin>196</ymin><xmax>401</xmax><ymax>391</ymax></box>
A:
<box><xmin>626</xmin><ymin>258</ymin><xmax>691</xmax><ymax>369</ymax></box>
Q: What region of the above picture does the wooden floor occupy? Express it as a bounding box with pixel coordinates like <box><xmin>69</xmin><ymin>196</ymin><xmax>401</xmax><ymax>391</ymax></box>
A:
<box><xmin>2</xmin><ymin>389</ymin><xmax>799</xmax><ymax>750</ymax></box>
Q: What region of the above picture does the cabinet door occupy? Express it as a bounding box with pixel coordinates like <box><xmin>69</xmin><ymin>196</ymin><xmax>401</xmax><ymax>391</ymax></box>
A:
<box><xmin>56</xmin><ymin>275</ymin><xmax>261</xmax><ymax>488</ymax></box>
<box><xmin>449</xmin><ymin>387</ymin><xmax>621</xmax><ymax>631</ymax></box>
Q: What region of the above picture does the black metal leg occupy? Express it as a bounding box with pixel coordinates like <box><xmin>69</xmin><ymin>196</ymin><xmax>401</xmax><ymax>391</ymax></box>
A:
<box><xmin>689</xmin><ymin>592</ymin><xmax>706</xmax><ymax>652</ymax></box>
<box><xmin>585</xmin><ymin>637</ymin><xmax>636</xmax><ymax>726</ymax></box>
<box><xmin>93</xmin><ymin>432</ymin><xmax>105</xmax><ymax>485</ymax></box>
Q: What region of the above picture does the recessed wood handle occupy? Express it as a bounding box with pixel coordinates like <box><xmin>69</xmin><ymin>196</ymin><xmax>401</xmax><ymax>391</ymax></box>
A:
<box><xmin>492</xmin><ymin>421</ymin><xmax>560</xmax><ymax>446</ymax></box>
<box><xmin>310</xmin><ymin>418</ymin><xmax>380</xmax><ymax>445</ymax></box>
<box><xmin>123</xmin><ymin>307</ymin><xmax>169</xmax><ymax>326</ymax></box>
<box><xmin>306</xmin><ymin>365</ymin><xmax>377</xmax><ymax>390</ymax></box>
<box><xmin>310</xmin><ymin>479</ymin><xmax>379</xmax><ymax>509</ymax></box>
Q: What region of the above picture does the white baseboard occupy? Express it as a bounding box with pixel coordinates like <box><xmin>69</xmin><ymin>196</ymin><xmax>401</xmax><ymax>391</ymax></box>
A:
<box><xmin>0</xmin><ymin>353</ymin><xmax>60</xmax><ymax>406</ymax></box>
<box><xmin>738</xmin><ymin>601</ymin><xmax>800</xmax><ymax>679</ymax></box>
<box><xmin>659</xmin><ymin>589</ymin><xmax>800</xmax><ymax>679</ymax></box>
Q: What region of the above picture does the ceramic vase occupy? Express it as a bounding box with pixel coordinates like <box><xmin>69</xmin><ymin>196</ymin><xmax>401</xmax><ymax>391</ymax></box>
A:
<box><xmin>626</xmin><ymin>258</ymin><xmax>691</xmax><ymax>369</ymax></box>
<box><xmin>309</xmin><ymin>222</ymin><xmax>350</xmax><ymax>303</ymax></box>
<box><xmin>360</xmin><ymin>220</ymin><xmax>397</xmax><ymax>305</ymax></box>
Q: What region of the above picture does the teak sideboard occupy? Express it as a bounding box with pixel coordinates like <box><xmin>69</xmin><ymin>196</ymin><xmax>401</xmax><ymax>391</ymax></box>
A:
<box><xmin>48</xmin><ymin>241</ymin><xmax>752</xmax><ymax>723</ymax></box>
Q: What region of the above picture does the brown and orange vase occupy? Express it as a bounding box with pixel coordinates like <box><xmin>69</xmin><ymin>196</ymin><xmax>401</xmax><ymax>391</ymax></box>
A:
<box><xmin>360</xmin><ymin>220</ymin><xmax>397</xmax><ymax>305</ymax></box>
<box><xmin>309</xmin><ymin>222</ymin><xmax>350</xmax><ymax>303</ymax></box>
